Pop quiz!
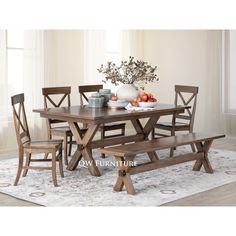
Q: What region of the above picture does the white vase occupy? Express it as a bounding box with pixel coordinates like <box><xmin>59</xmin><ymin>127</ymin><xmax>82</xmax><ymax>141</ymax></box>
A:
<box><xmin>116</xmin><ymin>84</ymin><xmax>139</xmax><ymax>102</ymax></box>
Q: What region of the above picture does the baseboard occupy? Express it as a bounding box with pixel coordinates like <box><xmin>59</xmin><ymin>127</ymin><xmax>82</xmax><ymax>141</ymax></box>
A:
<box><xmin>0</xmin><ymin>148</ymin><xmax>18</xmax><ymax>157</ymax></box>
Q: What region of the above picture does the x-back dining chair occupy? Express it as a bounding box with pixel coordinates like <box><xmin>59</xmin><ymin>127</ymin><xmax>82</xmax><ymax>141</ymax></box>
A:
<box><xmin>42</xmin><ymin>86</ymin><xmax>74</xmax><ymax>165</ymax></box>
<box><xmin>11</xmin><ymin>93</ymin><xmax>64</xmax><ymax>187</ymax></box>
<box><xmin>152</xmin><ymin>85</ymin><xmax>199</xmax><ymax>156</ymax></box>
<box><xmin>78</xmin><ymin>84</ymin><xmax>126</xmax><ymax>157</ymax></box>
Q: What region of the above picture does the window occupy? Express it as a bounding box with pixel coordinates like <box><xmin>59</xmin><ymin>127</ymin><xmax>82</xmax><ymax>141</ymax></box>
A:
<box><xmin>0</xmin><ymin>30</ymin><xmax>25</xmax><ymax>118</ymax></box>
<box><xmin>6</xmin><ymin>30</ymin><xmax>25</xmax><ymax>97</ymax></box>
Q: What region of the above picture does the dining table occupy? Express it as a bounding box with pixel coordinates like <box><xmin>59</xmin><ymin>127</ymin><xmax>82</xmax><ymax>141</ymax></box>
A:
<box><xmin>33</xmin><ymin>103</ymin><xmax>189</xmax><ymax>177</ymax></box>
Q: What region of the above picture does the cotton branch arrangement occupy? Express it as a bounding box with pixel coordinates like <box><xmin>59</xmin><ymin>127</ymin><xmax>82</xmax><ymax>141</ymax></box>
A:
<box><xmin>97</xmin><ymin>56</ymin><xmax>158</xmax><ymax>90</ymax></box>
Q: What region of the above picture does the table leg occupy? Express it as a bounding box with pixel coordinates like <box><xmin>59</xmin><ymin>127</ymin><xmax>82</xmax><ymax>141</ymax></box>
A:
<box><xmin>67</xmin><ymin>122</ymin><xmax>101</xmax><ymax>176</ymax></box>
<box><xmin>82</xmin><ymin>147</ymin><xmax>101</xmax><ymax>176</ymax></box>
<box><xmin>131</xmin><ymin>119</ymin><xmax>143</xmax><ymax>134</ymax></box>
<box><xmin>67</xmin><ymin>145</ymin><xmax>83</xmax><ymax>171</ymax></box>
<box><xmin>131</xmin><ymin>116</ymin><xmax>160</xmax><ymax>161</ymax></box>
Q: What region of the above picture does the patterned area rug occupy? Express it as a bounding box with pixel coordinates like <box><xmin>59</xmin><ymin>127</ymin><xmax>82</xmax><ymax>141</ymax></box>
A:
<box><xmin>0</xmin><ymin>147</ymin><xmax>236</xmax><ymax>206</ymax></box>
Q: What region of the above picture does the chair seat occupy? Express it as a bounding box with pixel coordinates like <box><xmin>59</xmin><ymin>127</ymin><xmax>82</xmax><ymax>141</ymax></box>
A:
<box><xmin>23</xmin><ymin>140</ymin><xmax>62</xmax><ymax>150</ymax></box>
<box><xmin>155</xmin><ymin>121</ymin><xmax>189</xmax><ymax>128</ymax></box>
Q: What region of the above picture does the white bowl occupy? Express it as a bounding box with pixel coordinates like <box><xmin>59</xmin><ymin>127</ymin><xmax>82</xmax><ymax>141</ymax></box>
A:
<box><xmin>108</xmin><ymin>100</ymin><xmax>129</xmax><ymax>109</ymax></box>
<box><xmin>138</xmin><ymin>102</ymin><xmax>157</xmax><ymax>108</ymax></box>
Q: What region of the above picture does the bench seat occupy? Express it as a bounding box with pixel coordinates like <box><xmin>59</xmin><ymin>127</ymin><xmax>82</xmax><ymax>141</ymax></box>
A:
<box><xmin>98</xmin><ymin>132</ymin><xmax>225</xmax><ymax>195</ymax></box>
<box><xmin>99</xmin><ymin>133</ymin><xmax>225</xmax><ymax>157</ymax></box>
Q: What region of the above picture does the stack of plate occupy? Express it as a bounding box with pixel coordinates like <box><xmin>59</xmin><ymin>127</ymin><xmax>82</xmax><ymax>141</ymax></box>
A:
<box><xmin>138</xmin><ymin>102</ymin><xmax>157</xmax><ymax>108</ymax></box>
<box><xmin>107</xmin><ymin>100</ymin><xmax>129</xmax><ymax>109</ymax></box>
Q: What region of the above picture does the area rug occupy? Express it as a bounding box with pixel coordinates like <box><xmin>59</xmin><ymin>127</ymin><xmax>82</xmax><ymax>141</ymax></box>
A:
<box><xmin>0</xmin><ymin>147</ymin><xmax>236</xmax><ymax>206</ymax></box>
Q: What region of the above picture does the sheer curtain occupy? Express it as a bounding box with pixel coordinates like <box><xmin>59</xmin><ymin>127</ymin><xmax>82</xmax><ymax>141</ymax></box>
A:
<box><xmin>220</xmin><ymin>31</ymin><xmax>236</xmax><ymax>135</ymax></box>
<box><xmin>44</xmin><ymin>30</ymin><xmax>57</xmax><ymax>87</ymax></box>
<box><xmin>84</xmin><ymin>30</ymin><xmax>143</xmax><ymax>92</ymax></box>
<box><xmin>0</xmin><ymin>30</ymin><xmax>46</xmax><ymax>153</ymax></box>
<box><xmin>0</xmin><ymin>31</ymin><xmax>7</xmax><ymax>118</ymax></box>
<box><xmin>204</xmin><ymin>30</ymin><xmax>236</xmax><ymax>136</ymax></box>
<box><xmin>23</xmin><ymin>30</ymin><xmax>46</xmax><ymax>140</ymax></box>
<box><xmin>83</xmin><ymin>30</ymin><xmax>106</xmax><ymax>85</ymax></box>
<box><xmin>119</xmin><ymin>30</ymin><xmax>144</xmax><ymax>60</ymax></box>
<box><xmin>222</xmin><ymin>30</ymin><xmax>236</xmax><ymax>113</ymax></box>
<box><xmin>0</xmin><ymin>30</ymin><xmax>10</xmax><ymax>152</ymax></box>
<box><xmin>84</xmin><ymin>30</ymin><xmax>144</xmax><ymax>87</ymax></box>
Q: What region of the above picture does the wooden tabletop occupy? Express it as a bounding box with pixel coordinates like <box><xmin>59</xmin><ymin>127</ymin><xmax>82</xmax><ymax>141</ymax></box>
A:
<box><xmin>33</xmin><ymin>103</ymin><xmax>189</xmax><ymax>124</ymax></box>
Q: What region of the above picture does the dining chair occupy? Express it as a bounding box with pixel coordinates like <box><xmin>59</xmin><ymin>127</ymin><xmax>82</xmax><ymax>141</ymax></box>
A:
<box><xmin>78</xmin><ymin>84</ymin><xmax>126</xmax><ymax>158</ymax></box>
<box><xmin>152</xmin><ymin>85</ymin><xmax>199</xmax><ymax>156</ymax></box>
<box><xmin>42</xmin><ymin>86</ymin><xmax>74</xmax><ymax>165</ymax></box>
<box><xmin>11</xmin><ymin>93</ymin><xmax>64</xmax><ymax>187</ymax></box>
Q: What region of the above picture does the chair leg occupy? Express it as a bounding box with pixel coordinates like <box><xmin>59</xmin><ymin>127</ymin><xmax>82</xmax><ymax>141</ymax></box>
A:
<box><xmin>152</xmin><ymin>128</ymin><xmax>155</xmax><ymax>139</ymax></box>
<box><xmin>58</xmin><ymin>148</ymin><xmax>64</xmax><ymax>178</ymax></box>
<box><xmin>190</xmin><ymin>143</ymin><xmax>196</xmax><ymax>152</ymax></box>
<box><xmin>44</xmin><ymin>132</ymin><xmax>52</xmax><ymax>159</ymax></box>
<box><xmin>100</xmin><ymin>128</ymin><xmax>105</xmax><ymax>159</ymax></box>
<box><xmin>14</xmin><ymin>149</ymin><xmax>24</xmax><ymax>186</ymax></box>
<box><xmin>52</xmin><ymin>151</ymin><xmax>58</xmax><ymax>187</ymax></box>
<box><xmin>23</xmin><ymin>152</ymin><xmax>31</xmax><ymax>177</ymax></box>
<box><xmin>59</xmin><ymin>158</ymin><xmax>64</xmax><ymax>178</ymax></box>
<box><xmin>44</xmin><ymin>153</ymin><xmax>49</xmax><ymax>159</ymax></box>
<box><xmin>68</xmin><ymin>135</ymin><xmax>72</xmax><ymax>156</ymax></box>
<box><xmin>63</xmin><ymin>135</ymin><xmax>68</xmax><ymax>165</ymax></box>
<box><xmin>121</xmin><ymin>126</ymin><xmax>125</xmax><ymax>136</ymax></box>
<box><xmin>170</xmin><ymin>129</ymin><xmax>175</xmax><ymax>157</ymax></box>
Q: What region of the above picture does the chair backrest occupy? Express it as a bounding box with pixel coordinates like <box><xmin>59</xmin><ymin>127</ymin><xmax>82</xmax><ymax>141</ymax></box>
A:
<box><xmin>42</xmin><ymin>86</ymin><xmax>71</xmax><ymax>126</ymax></box>
<box><xmin>174</xmin><ymin>85</ymin><xmax>199</xmax><ymax>131</ymax></box>
<box><xmin>42</xmin><ymin>87</ymin><xmax>71</xmax><ymax>108</ymax></box>
<box><xmin>78</xmin><ymin>84</ymin><xmax>103</xmax><ymax>106</ymax></box>
<box><xmin>11</xmin><ymin>93</ymin><xmax>31</xmax><ymax>149</ymax></box>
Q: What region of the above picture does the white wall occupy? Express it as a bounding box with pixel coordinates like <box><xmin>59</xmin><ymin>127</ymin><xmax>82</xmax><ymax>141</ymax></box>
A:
<box><xmin>50</xmin><ymin>30</ymin><xmax>85</xmax><ymax>105</ymax></box>
<box><xmin>143</xmin><ymin>30</ymin><xmax>221</xmax><ymax>133</ymax></box>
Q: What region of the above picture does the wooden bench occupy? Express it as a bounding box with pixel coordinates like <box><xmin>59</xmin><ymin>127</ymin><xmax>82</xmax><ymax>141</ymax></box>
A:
<box><xmin>98</xmin><ymin>133</ymin><xmax>225</xmax><ymax>195</ymax></box>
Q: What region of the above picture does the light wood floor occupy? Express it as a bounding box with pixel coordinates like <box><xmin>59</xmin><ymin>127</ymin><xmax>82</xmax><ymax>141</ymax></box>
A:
<box><xmin>0</xmin><ymin>137</ymin><xmax>236</xmax><ymax>206</ymax></box>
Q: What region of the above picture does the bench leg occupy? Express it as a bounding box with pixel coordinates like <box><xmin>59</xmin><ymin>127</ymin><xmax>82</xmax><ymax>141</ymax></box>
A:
<box><xmin>122</xmin><ymin>173</ymin><xmax>135</xmax><ymax>195</ymax></box>
<box><xmin>114</xmin><ymin>156</ymin><xmax>136</xmax><ymax>195</ymax></box>
<box><xmin>202</xmin><ymin>154</ymin><xmax>213</xmax><ymax>173</ymax></box>
<box><xmin>193</xmin><ymin>142</ymin><xmax>203</xmax><ymax>171</ymax></box>
<box><xmin>170</xmin><ymin>147</ymin><xmax>174</xmax><ymax>157</ymax></box>
<box><xmin>192</xmin><ymin>140</ymin><xmax>213</xmax><ymax>174</ymax></box>
<box><xmin>114</xmin><ymin>176</ymin><xmax>124</xmax><ymax>192</ymax></box>
<box><xmin>114</xmin><ymin>171</ymin><xmax>135</xmax><ymax>195</ymax></box>
<box><xmin>193</xmin><ymin>159</ymin><xmax>202</xmax><ymax>171</ymax></box>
